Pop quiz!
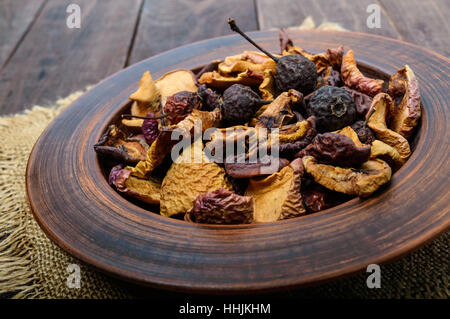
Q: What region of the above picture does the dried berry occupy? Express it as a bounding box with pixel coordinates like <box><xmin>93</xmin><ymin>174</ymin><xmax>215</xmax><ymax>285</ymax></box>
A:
<box><xmin>302</xmin><ymin>183</ymin><xmax>353</xmax><ymax>213</ymax></box>
<box><xmin>317</xmin><ymin>67</ymin><xmax>342</xmax><ymax>88</ymax></box>
<box><xmin>343</xmin><ymin>87</ymin><xmax>373</xmax><ymax>117</ymax></box>
<box><xmin>197</xmin><ymin>84</ymin><xmax>222</xmax><ymax>111</ymax></box>
<box><xmin>296</xmin><ymin>133</ymin><xmax>371</xmax><ymax>167</ymax></box>
<box><xmin>274</xmin><ymin>54</ymin><xmax>317</xmax><ymax>95</ymax></box>
<box><xmin>188</xmin><ymin>188</ymin><xmax>253</xmax><ymax>224</ymax></box>
<box><xmin>222</xmin><ymin>84</ymin><xmax>270</xmax><ymax>125</ymax></box>
<box><xmin>163</xmin><ymin>91</ymin><xmax>202</xmax><ymax>125</ymax></box>
<box><xmin>228</xmin><ymin>18</ymin><xmax>317</xmax><ymax>95</ymax></box>
<box><xmin>279</xmin><ymin>31</ymin><xmax>344</xmax><ymax>74</ymax></box>
<box><xmin>141</xmin><ymin>113</ymin><xmax>160</xmax><ymax>146</ymax></box>
<box><xmin>351</xmin><ymin>120</ymin><xmax>376</xmax><ymax>144</ymax></box>
<box><xmin>306</xmin><ymin>86</ymin><xmax>356</xmax><ymax>132</ymax></box>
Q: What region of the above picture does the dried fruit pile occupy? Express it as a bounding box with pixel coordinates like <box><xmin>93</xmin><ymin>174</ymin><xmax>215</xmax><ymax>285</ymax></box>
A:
<box><xmin>95</xmin><ymin>19</ymin><xmax>421</xmax><ymax>224</ymax></box>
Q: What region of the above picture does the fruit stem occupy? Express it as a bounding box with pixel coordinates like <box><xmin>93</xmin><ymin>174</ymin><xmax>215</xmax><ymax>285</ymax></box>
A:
<box><xmin>260</xmin><ymin>99</ymin><xmax>273</xmax><ymax>105</ymax></box>
<box><xmin>121</xmin><ymin>114</ymin><xmax>168</xmax><ymax>120</ymax></box>
<box><xmin>228</xmin><ymin>18</ymin><xmax>279</xmax><ymax>63</ymax></box>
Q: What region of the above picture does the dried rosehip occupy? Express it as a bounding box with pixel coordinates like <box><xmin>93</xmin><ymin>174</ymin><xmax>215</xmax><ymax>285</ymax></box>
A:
<box><xmin>351</xmin><ymin>120</ymin><xmax>376</xmax><ymax>144</ymax></box>
<box><xmin>141</xmin><ymin>113</ymin><xmax>160</xmax><ymax>146</ymax></box>
<box><xmin>222</xmin><ymin>84</ymin><xmax>270</xmax><ymax>125</ymax></box>
<box><xmin>228</xmin><ymin>18</ymin><xmax>317</xmax><ymax>95</ymax></box>
<box><xmin>306</xmin><ymin>86</ymin><xmax>356</xmax><ymax>132</ymax></box>
<box><xmin>197</xmin><ymin>84</ymin><xmax>222</xmax><ymax>111</ymax></box>
<box><xmin>189</xmin><ymin>188</ymin><xmax>253</xmax><ymax>224</ymax></box>
<box><xmin>296</xmin><ymin>133</ymin><xmax>371</xmax><ymax>167</ymax></box>
<box><xmin>163</xmin><ymin>91</ymin><xmax>201</xmax><ymax>125</ymax></box>
<box><xmin>274</xmin><ymin>54</ymin><xmax>317</xmax><ymax>95</ymax></box>
<box><xmin>343</xmin><ymin>87</ymin><xmax>373</xmax><ymax>117</ymax></box>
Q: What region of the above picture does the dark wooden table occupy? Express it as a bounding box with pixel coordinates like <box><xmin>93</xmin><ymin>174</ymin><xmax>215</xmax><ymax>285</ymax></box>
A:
<box><xmin>0</xmin><ymin>0</ymin><xmax>449</xmax><ymax>115</ymax></box>
<box><xmin>1</xmin><ymin>0</ymin><xmax>448</xmax><ymax>298</ymax></box>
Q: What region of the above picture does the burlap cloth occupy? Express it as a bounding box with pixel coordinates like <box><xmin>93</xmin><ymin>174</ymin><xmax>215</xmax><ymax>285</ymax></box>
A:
<box><xmin>0</xmin><ymin>19</ymin><xmax>448</xmax><ymax>299</ymax></box>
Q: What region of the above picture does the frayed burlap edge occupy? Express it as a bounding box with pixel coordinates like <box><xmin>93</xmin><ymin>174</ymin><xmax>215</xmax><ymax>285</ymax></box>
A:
<box><xmin>0</xmin><ymin>89</ymin><xmax>131</xmax><ymax>299</ymax></box>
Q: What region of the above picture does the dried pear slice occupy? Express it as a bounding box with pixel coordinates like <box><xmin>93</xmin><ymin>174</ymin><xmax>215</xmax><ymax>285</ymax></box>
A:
<box><xmin>245</xmin><ymin>158</ymin><xmax>305</xmax><ymax>222</ymax></box>
<box><xmin>387</xmin><ymin>65</ymin><xmax>421</xmax><ymax>138</ymax></box>
<box><xmin>370</xmin><ymin>140</ymin><xmax>404</xmax><ymax>170</ymax></box>
<box><xmin>341</xmin><ymin>50</ymin><xmax>384</xmax><ymax>97</ymax></box>
<box><xmin>160</xmin><ymin>139</ymin><xmax>233</xmax><ymax>217</ymax></box>
<box><xmin>123</xmin><ymin>71</ymin><xmax>161</xmax><ymax>127</ymax></box>
<box><xmin>367</xmin><ymin>93</ymin><xmax>411</xmax><ymax>163</ymax></box>
<box><xmin>302</xmin><ymin>156</ymin><xmax>391</xmax><ymax>198</ymax></box>
<box><xmin>259</xmin><ymin>69</ymin><xmax>277</xmax><ymax>100</ymax></box>
<box><xmin>255</xmin><ymin>89</ymin><xmax>300</xmax><ymax>129</ymax></box>
<box><xmin>155</xmin><ymin>69</ymin><xmax>198</xmax><ymax>106</ymax></box>
<box><xmin>109</xmin><ymin>165</ymin><xmax>161</xmax><ymax>204</ymax></box>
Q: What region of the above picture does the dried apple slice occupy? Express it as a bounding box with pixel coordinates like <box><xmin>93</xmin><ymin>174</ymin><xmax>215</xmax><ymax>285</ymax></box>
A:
<box><xmin>245</xmin><ymin>158</ymin><xmax>306</xmax><ymax>222</ymax></box>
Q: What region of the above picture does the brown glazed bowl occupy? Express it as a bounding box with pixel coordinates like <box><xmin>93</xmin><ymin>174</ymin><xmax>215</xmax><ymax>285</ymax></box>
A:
<box><xmin>26</xmin><ymin>30</ymin><xmax>449</xmax><ymax>293</ymax></box>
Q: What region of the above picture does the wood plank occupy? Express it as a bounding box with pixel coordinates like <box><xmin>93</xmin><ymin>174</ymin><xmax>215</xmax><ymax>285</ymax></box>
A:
<box><xmin>378</xmin><ymin>0</ymin><xmax>450</xmax><ymax>57</ymax></box>
<box><xmin>129</xmin><ymin>0</ymin><xmax>258</xmax><ymax>65</ymax></box>
<box><xmin>256</xmin><ymin>0</ymin><xmax>400</xmax><ymax>39</ymax></box>
<box><xmin>0</xmin><ymin>0</ymin><xmax>46</xmax><ymax>68</ymax></box>
<box><xmin>0</xmin><ymin>0</ymin><xmax>142</xmax><ymax>115</ymax></box>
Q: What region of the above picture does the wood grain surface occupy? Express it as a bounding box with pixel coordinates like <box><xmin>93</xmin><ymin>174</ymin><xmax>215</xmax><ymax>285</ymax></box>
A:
<box><xmin>26</xmin><ymin>30</ymin><xmax>450</xmax><ymax>292</ymax></box>
<box><xmin>0</xmin><ymin>0</ymin><xmax>142</xmax><ymax>113</ymax></box>
<box><xmin>129</xmin><ymin>0</ymin><xmax>258</xmax><ymax>65</ymax></box>
<box><xmin>0</xmin><ymin>0</ymin><xmax>45</xmax><ymax>68</ymax></box>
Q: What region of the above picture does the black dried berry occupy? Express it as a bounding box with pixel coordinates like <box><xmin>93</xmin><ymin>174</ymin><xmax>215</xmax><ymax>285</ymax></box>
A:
<box><xmin>163</xmin><ymin>91</ymin><xmax>201</xmax><ymax>125</ymax></box>
<box><xmin>222</xmin><ymin>84</ymin><xmax>270</xmax><ymax>125</ymax></box>
<box><xmin>306</xmin><ymin>86</ymin><xmax>356</xmax><ymax>132</ymax></box>
<box><xmin>228</xmin><ymin>19</ymin><xmax>318</xmax><ymax>95</ymax></box>
<box><xmin>274</xmin><ymin>54</ymin><xmax>317</xmax><ymax>95</ymax></box>
<box><xmin>351</xmin><ymin>120</ymin><xmax>376</xmax><ymax>144</ymax></box>
<box><xmin>197</xmin><ymin>84</ymin><xmax>222</xmax><ymax>111</ymax></box>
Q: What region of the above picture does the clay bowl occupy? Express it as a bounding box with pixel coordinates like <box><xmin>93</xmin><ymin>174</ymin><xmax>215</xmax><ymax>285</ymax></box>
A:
<box><xmin>26</xmin><ymin>30</ymin><xmax>449</xmax><ymax>293</ymax></box>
